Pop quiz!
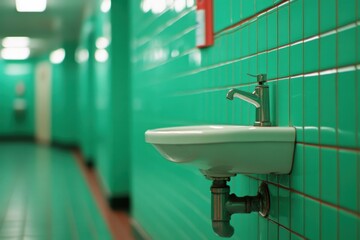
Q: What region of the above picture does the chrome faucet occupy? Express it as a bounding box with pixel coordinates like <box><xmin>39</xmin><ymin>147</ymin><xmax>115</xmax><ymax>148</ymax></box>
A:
<box><xmin>226</xmin><ymin>74</ymin><xmax>271</xmax><ymax>126</ymax></box>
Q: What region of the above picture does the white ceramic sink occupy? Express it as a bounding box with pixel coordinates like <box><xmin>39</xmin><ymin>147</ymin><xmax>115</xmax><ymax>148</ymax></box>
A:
<box><xmin>145</xmin><ymin>125</ymin><xmax>296</xmax><ymax>178</ymax></box>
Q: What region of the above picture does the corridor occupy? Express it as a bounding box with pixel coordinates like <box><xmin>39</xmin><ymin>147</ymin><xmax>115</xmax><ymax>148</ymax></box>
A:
<box><xmin>0</xmin><ymin>142</ymin><xmax>111</xmax><ymax>240</ymax></box>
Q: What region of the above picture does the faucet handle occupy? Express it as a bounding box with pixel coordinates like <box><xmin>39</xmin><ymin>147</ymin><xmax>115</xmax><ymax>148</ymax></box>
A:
<box><xmin>247</xmin><ymin>73</ymin><xmax>267</xmax><ymax>85</ymax></box>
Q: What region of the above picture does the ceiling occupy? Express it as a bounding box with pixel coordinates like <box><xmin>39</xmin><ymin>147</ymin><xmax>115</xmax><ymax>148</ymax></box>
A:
<box><xmin>0</xmin><ymin>0</ymin><xmax>96</xmax><ymax>57</ymax></box>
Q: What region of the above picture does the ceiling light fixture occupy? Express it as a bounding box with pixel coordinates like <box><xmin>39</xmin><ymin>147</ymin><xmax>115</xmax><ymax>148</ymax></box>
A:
<box><xmin>101</xmin><ymin>0</ymin><xmax>111</xmax><ymax>13</ymax></box>
<box><xmin>96</xmin><ymin>37</ymin><xmax>110</xmax><ymax>49</ymax></box>
<box><xmin>50</xmin><ymin>48</ymin><xmax>65</xmax><ymax>64</ymax></box>
<box><xmin>2</xmin><ymin>37</ymin><xmax>30</xmax><ymax>48</ymax></box>
<box><xmin>1</xmin><ymin>48</ymin><xmax>30</xmax><ymax>60</ymax></box>
<box><xmin>75</xmin><ymin>48</ymin><xmax>89</xmax><ymax>63</ymax></box>
<box><xmin>15</xmin><ymin>0</ymin><xmax>47</xmax><ymax>12</ymax></box>
<box><xmin>95</xmin><ymin>49</ymin><xmax>109</xmax><ymax>62</ymax></box>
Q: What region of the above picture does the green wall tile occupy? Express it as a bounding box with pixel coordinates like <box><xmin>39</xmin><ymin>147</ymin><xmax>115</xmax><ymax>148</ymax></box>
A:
<box><xmin>339</xmin><ymin>150</ymin><xmax>358</xmax><ymax>212</ymax></box>
<box><xmin>258</xmin><ymin>217</ymin><xmax>268</xmax><ymax>240</ymax></box>
<box><xmin>358</xmin><ymin>26</ymin><xmax>360</xmax><ymax>64</ymax></box>
<box><xmin>320</xmin><ymin>0</ymin><xmax>336</xmax><ymax>33</ymax></box>
<box><xmin>232</xmin><ymin>0</ymin><xmax>241</xmax><ymax>23</ymax></box>
<box><xmin>338</xmin><ymin>70</ymin><xmax>357</xmax><ymax>148</ymax></box>
<box><xmin>256</xmin><ymin>0</ymin><xmax>273</xmax><ymax>12</ymax></box>
<box><xmin>242</xmin><ymin>0</ymin><xmax>255</xmax><ymax>19</ymax></box>
<box><xmin>338</xmin><ymin>0</ymin><xmax>356</xmax><ymax>26</ymax></box>
<box><xmin>320</xmin><ymin>34</ymin><xmax>336</xmax><ymax>70</ymax></box>
<box><xmin>267</xmin><ymin>10</ymin><xmax>278</xmax><ymax>50</ymax></box>
<box><xmin>278</xmin><ymin>4</ymin><xmax>289</xmax><ymax>46</ymax></box>
<box><xmin>268</xmin><ymin>220</ymin><xmax>279</xmax><ymax>240</ymax></box>
<box><xmin>268</xmin><ymin>184</ymin><xmax>279</xmax><ymax>221</ymax></box>
<box><xmin>248</xmin><ymin>21</ymin><xmax>257</xmax><ymax>54</ymax></box>
<box><xmin>321</xmin><ymin>148</ymin><xmax>338</xmax><ymax>205</ymax></box>
<box><xmin>277</xmin><ymin>78</ymin><xmax>289</xmax><ymax>126</ymax></box>
<box><xmin>319</xmin><ymin>73</ymin><xmax>336</xmax><ymax>145</ymax></box>
<box><xmin>268</xmin><ymin>81</ymin><xmax>278</xmax><ymax>125</ymax></box>
<box><xmin>258</xmin><ymin>52</ymin><xmax>267</xmax><ymax>74</ymax></box>
<box><xmin>290</xmin><ymin>0</ymin><xmax>303</xmax><ymax>42</ymax></box>
<box><xmin>291</xmin><ymin>144</ymin><xmax>304</xmax><ymax>192</ymax></box>
<box><xmin>279</xmin><ymin>226</ymin><xmax>290</xmax><ymax>240</ymax></box>
<box><xmin>303</xmin><ymin>0</ymin><xmax>319</xmax><ymax>38</ymax></box>
<box><xmin>290</xmin><ymin>76</ymin><xmax>303</xmax><ymax>142</ymax></box>
<box><xmin>338</xmin><ymin>27</ymin><xmax>357</xmax><ymax>67</ymax></box>
<box><xmin>290</xmin><ymin>43</ymin><xmax>303</xmax><ymax>75</ymax></box>
<box><xmin>304</xmin><ymin>75</ymin><xmax>319</xmax><ymax>144</ymax></box>
<box><xmin>304</xmin><ymin>145</ymin><xmax>320</xmax><ymax>198</ymax></box>
<box><xmin>291</xmin><ymin>233</ymin><xmax>304</xmax><ymax>240</ymax></box>
<box><xmin>304</xmin><ymin>198</ymin><xmax>320</xmax><ymax>240</ymax></box>
<box><xmin>240</xmin><ymin>60</ymin><xmax>249</xmax><ymax>83</ymax></box>
<box><xmin>267</xmin><ymin>50</ymin><xmax>278</xmax><ymax>80</ymax></box>
<box><xmin>257</xmin><ymin>14</ymin><xmax>267</xmax><ymax>52</ymax></box>
<box><xmin>241</xmin><ymin>27</ymin><xmax>249</xmax><ymax>57</ymax></box>
<box><xmin>291</xmin><ymin>193</ymin><xmax>304</xmax><ymax>236</ymax></box>
<box><xmin>249</xmin><ymin>56</ymin><xmax>258</xmax><ymax>78</ymax></box>
<box><xmin>278</xmin><ymin>46</ymin><xmax>289</xmax><ymax>78</ymax></box>
<box><xmin>214</xmin><ymin>0</ymin><xmax>232</xmax><ymax>32</ymax></box>
<box><xmin>304</xmin><ymin>38</ymin><xmax>319</xmax><ymax>73</ymax></box>
<box><xmin>358</xmin><ymin>70</ymin><xmax>360</xmax><ymax>148</ymax></box>
<box><xmin>339</xmin><ymin>210</ymin><xmax>358</xmax><ymax>239</ymax></box>
<box><xmin>321</xmin><ymin>204</ymin><xmax>338</xmax><ymax>240</ymax></box>
<box><xmin>279</xmin><ymin>188</ymin><xmax>290</xmax><ymax>228</ymax></box>
<box><xmin>234</xmin><ymin>30</ymin><xmax>241</xmax><ymax>59</ymax></box>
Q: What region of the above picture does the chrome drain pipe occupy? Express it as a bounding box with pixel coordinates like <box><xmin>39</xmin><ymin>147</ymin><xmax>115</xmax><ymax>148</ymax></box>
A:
<box><xmin>210</xmin><ymin>180</ymin><xmax>270</xmax><ymax>238</ymax></box>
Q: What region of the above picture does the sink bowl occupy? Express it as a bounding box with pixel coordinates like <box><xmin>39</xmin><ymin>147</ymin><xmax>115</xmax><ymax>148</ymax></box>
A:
<box><xmin>145</xmin><ymin>125</ymin><xmax>296</xmax><ymax>178</ymax></box>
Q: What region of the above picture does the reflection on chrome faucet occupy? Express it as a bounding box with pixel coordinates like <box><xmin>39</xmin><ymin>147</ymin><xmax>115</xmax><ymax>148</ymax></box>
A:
<box><xmin>226</xmin><ymin>74</ymin><xmax>271</xmax><ymax>127</ymax></box>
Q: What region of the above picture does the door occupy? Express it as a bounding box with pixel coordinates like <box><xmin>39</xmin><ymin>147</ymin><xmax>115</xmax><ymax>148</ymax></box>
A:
<box><xmin>35</xmin><ymin>62</ymin><xmax>52</xmax><ymax>143</ymax></box>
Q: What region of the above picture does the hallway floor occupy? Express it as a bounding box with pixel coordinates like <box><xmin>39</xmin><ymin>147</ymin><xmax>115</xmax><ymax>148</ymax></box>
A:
<box><xmin>0</xmin><ymin>142</ymin><xmax>114</xmax><ymax>240</ymax></box>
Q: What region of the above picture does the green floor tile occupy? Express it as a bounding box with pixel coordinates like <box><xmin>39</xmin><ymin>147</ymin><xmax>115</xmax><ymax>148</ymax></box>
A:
<box><xmin>0</xmin><ymin>143</ymin><xmax>112</xmax><ymax>240</ymax></box>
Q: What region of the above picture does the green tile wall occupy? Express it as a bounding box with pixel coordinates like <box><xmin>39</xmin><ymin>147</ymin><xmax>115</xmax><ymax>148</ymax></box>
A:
<box><xmin>78</xmin><ymin>0</ymin><xmax>130</xmax><ymax>197</ymax></box>
<box><xmin>78</xmin><ymin>16</ymin><xmax>97</xmax><ymax>165</ymax></box>
<box><xmin>51</xmin><ymin>43</ymin><xmax>80</xmax><ymax>145</ymax></box>
<box><xmin>130</xmin><ymin>0</ymin><xmax>360</xmax><ymax>239</ymax></box>
<box><xmin>0</xmin><ymin>61</ymin><xmax>35</xmax><ymax>136</ymax></box>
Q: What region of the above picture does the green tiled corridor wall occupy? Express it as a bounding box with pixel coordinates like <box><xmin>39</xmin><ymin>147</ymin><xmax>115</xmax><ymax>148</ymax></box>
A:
<box><xmin>0</xmin><ymin>61</ymin><xmax>35</xmax><ymax>137</ymax></box>
<box><xmin>78</xmin><ymin>0</ymin><xmax>130</xmax><ymax>198</ymax></box>
<box><xmin>130</xmin><ymin>0</ymin><xmax>360</xmax><ymax>239</ymax></box>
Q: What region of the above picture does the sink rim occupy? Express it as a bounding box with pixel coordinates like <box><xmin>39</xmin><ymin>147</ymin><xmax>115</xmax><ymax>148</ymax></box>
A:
<box><xmin>145</xmin><ymin>125</ymin><xmax>296</xmax><ymax>144</ymax></box>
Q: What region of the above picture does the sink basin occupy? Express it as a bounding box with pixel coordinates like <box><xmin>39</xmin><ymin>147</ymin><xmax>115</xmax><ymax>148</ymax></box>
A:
<box><xmin>145</xmin><ymin>125</ymin><xmax>296</xmax><ymax>178</ymax></box>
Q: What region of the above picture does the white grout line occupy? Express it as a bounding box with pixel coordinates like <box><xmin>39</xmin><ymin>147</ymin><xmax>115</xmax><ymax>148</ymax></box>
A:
<box><xmin>320</xmin><ymin>69</ymin><xmax>337</xmax><ymax>75</ymax></box>
<box><xmin>338</xmin><ymin>66</ymin><xmax>357</xmax><ymax>73</ymax></box>
<box><xmin>304</xmin><ymin>72</ymin><xmax>319</xmax><ymax>77</ymax></box>
<box><xmin>337</xmin><ymin>23</ymin><xmax>357</xmax><ymax>33</ymax></box>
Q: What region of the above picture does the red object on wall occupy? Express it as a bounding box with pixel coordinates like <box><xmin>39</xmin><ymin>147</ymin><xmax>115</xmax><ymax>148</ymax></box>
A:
<box><xmin>196</xmin><ymin>0</ymin><xmax>213</xmax><ymax>48</ymax></box>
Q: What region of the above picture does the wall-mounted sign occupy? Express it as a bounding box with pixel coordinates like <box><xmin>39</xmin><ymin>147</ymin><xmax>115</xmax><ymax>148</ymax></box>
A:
<box><xmin>196</xmin><ymin>0</ymin><xmax>213</xmax><ymax>48</ymax></box>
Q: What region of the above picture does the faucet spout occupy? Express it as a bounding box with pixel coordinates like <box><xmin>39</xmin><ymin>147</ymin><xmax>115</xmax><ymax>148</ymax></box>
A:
<box><xmin>226</xmin><ymin>74</ymin><xmax>271</xmax><ymax>126</ymax></box>
<box><xmin>226</xmin><ymin>89</ymin><xmax>261</xmax><ymax>108</ymax></box>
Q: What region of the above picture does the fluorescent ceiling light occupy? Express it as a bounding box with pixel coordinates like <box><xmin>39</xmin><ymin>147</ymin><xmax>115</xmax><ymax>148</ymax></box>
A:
<box><xmin>96</xmin><ymin>37</ymin><xmax>110</xmax><ymax>49</ymax></box>
<box><xmin>2</xmin><ymin>37</ymin><xmax>30</xmax><ymax>48</ymax></box>
<box><xmin>75</xmin><ymin>48</ymin><xmax>89</xmax><ymax>63</ymax></box>
<box><xmin>50</xmin><ymin>48</ymin><xmax>65</xmax><ymax>64</ymax></box>
<box><xmin>16</xmin><ymin>0</ymin><xmax>47</xmax><ymax>12</ymax></box>
<box><xmin>95</xmin><ymin>49</ymin><xmax>109</xmax><ymax>62</ymax></box>
<box><xmin>1</xmin><ymin>48</ymin><xmax>30</xmax><ymax>60</ymax></box>
<box><xmin>101</xmin><ymin>0</ymin><xmax>111</xmax><ymax>13</ymax></box>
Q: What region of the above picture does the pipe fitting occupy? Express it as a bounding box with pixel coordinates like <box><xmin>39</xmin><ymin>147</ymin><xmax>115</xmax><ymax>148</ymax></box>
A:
<box><xmin>210</xmin><ymin>180</ymin><xmax>270</xmax><ymax>238</ymax></box>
